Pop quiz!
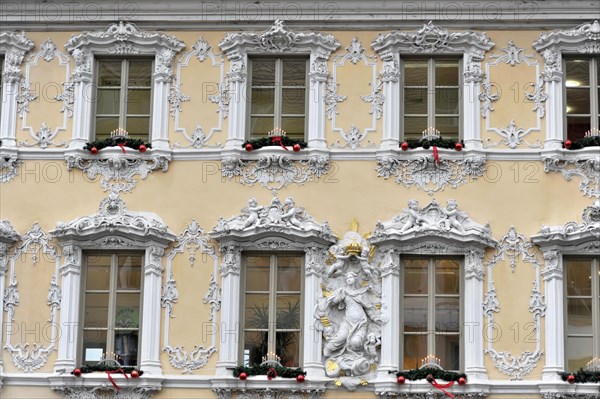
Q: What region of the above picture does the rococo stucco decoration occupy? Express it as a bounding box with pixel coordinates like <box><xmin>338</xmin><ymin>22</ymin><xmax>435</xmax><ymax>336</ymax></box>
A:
<box><xmin>52</xmin><ymin>386</ymin><xmax>159</xmax><ymax>399</ymax></box>
<box><xmin>542</xmin><ymin>156</ymin><xmax>600</xmax><ymax>198</ymax></box>
<box><xmin>0</xmin><ymin>153</ymin><xmax>20</xmax><ymax>183</ymax></box>
<box><xmin>375</xmin><ymin>156</ymin><xmax>487</xmax><ymax>195</ymax></box>
<box><xmin>213</xmin><ymin>388</ymin><xmax>324</xmax><ymax>399</ymax></box>
<box><xmin>221</xmin><ymin>155</ymin><xmax>332</xmax><ymax>192</ymax></box>
<box><xmin>315</xmin><ymin>223</ymin><xmax>385</xmax><ymax>380</ymax></box>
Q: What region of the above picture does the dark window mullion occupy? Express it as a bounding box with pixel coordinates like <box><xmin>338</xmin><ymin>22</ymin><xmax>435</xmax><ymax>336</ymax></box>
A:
<box><xmin>275</xmin><ymin>59</ymin><xmax>283</xmax><ymax>129</ymax></box>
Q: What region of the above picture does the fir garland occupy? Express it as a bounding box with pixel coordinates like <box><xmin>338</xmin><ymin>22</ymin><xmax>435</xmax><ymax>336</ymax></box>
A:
<box><xmin>84</xmin><ymin>137</ymin><xmax>151</xmax><ymax>152</ymax></box>
<box><xmin>392</xmin><ymin>367</ymin><xmax>466</xmax><ymax>382</ymax></box>
<box><xmin>401</xmin><ymin>138</ymin><xmax>464</xmax><ymax>150</ymax></box>
<box><xmin>559</xmin><ymin>369</ymin><xmax>600</xmax><ymax>383</ymax></box>
<box><xmin>233</xmin><ymin>364</ymin><xmax>306</xmax><ymax>379</ymax></box>
<box><xmin>242</xmin><ymin>136</ymin><xmax>307</xmax><ymax>151</ymax></box>
<box><xmin>564</xmin><ymin>135</ymin><xmax>600</xmax><ymax>150</ymax></box>
<box><xmin>72</xmin><ymin>364</ymin><xmax>143</xmax><ymax>376</ymax></box>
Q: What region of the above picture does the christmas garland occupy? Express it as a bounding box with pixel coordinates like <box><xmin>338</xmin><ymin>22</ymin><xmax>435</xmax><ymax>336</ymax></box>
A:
<box><xmin>559</xmin><ymin>369</ymin><xmax>600</xmax><ymax>384</ymax></box>
<box><xmin>71</xmin><ymin>364</ymin><xmax>143</xmax><ymax>376</ymax></box>
<box><xmin>84</xmin><ymin>137</ymin><xmax>151</xmax><ymax>153</ymax></box>
<box><xmin>392</xmin><ymin>367</ymin><xmax>466</xmax><ymax>382</ymax></box>
<box><xmin>242</xmin><ymin>136</ymin><xmax>307</xmax><ymax>151</ymax></box>
<box><xmin>401</xmin><ymin>138</ymin><xmax>464</xmax><ymax>151</ymax></box>
<box><xmin>563</xmin><ymin>135</ymin><xmax>600</xmax><ymax>150</ymax></box>
<box><xmin>233</xmin><ymin>364</ymin><xmax>306</xmax><ymax>379</ymax></box>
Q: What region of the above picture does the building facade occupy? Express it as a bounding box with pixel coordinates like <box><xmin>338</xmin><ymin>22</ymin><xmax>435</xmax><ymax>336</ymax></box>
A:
<box><xmin>0</xmin><ymin>1</ymin><xmax>599</xmax><ymax>398</ymax></box>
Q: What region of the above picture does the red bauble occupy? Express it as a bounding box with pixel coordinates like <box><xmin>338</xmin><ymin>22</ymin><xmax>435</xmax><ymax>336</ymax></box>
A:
<box><xmin>567</xmin><ymin>374</ymin><xmax>575</xmax><ymax>384</ymax></box>
<box><xmin>245</xmin><ymin>143</ymin><xmax>253</xmax><ymax>152</ymax></box>
<box><xmin>426</xmin><ymin>374</ymin><xmax>434</xmax><ymax>383</ymax></box>
<box><xmin>397</xmin><ymin>375</ymin><xmax>406</xmax><ymax>384</ymax></box>
<box><xmin>564</xmin><ymin>139</ymin><xmax>572</xmax><ymax>149</ymax></box>
<box><xmin>455</xmin><ymin>142</ymin><xmax>463</xmax><ymax>151</ymax></box>
<box><xmin>296</xmin><ymin>374</ymin><xmax>305</xmax><ymax>383</ymax></box>
<box><xmin>239</xmin><ymin>372</ymin><xmax>247</xmax><ymax>381</ymax></box>
<box><xmin>73</xmin><ymin>368</ymin><xmax>81</xmax><ymax>377</ymax></box>
<box><xmin>138</xmin><ymin>145</ymin><xmax>147</xmax><ymax>153</ymax></box>
<box><xmin>458</xmin><ymin>377</ymin><xmax>467</xmax><ymax>385</ymax></box>
<box><xmin>293</xmin><ymin>144</ymin><xmax>301</xmax><ymax>152</ymax></box>
<box><xmin>90</xmin><ymin>147</ymin><xmax>98</xmax><ymax>154</ymax></box>
<box><xmin>131</xmin><ymin>370</ymin><xmax>139</xmax><ymax>378</ymax></box>
<box><xmin>401</xmin><ymin>142</ymin><xmax>409</xmax><ymax>151</ymax></box>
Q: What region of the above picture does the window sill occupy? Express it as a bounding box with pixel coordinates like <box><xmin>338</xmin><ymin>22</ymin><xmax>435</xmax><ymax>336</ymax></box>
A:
<box><xmin>49</xmin><ymin>373</ymin><xmax>164</xmax><ymax>398</ymax></box>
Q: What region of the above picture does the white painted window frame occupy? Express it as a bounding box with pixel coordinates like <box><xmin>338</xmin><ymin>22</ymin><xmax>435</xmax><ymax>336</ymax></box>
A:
<box><xmin>562</xmin><ymin>57</ymin><xmax>600</xmax><ymax>138</ymax></box>
<box><xmin>64</xmin><ymin>21</ymin><xmax>184</xmax><ymax>152</ymax></box>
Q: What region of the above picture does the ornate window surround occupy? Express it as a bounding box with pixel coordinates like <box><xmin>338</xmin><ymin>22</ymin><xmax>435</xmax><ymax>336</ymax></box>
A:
<box><xmin>0</xmin><ymin>220</ymin><xmax>20</xmax><ymax>385</ymax></box>
<box><xmin>64</xmin><ymin>21</ymin><xmax>185</xmax><ymax>153</ymax></box>
<box><xmin>533</xmin><ymin>20</ymin><xmax>600</xmax><ymax>151</ymax></box>
<box><xmin>371</xmin><ymin>21</ymin><xmax>494</xmax><ymax>151</ymax></box>
<box><xmin>208</xmin><ymin>196</ymin><xmax>336</xmax><ymax>392</ymax></box>
<box><xmin>218</xmin><ymin>20</ymin><xmax>340</xmax><ymax>155</ymax></box>
<box><xmin>48</xmin><ymin>193</ymin><xmax>176</xmax><ymax>395</ymax></box>
<box><xmin>531</xmin><ymin>200</ymin><xmax>600</xmax><ymax>397</ymax></box>
<box><xmin>368</xmin><ymin>199</ymin><xmax>496</xmax><ymax>394</ymax></box>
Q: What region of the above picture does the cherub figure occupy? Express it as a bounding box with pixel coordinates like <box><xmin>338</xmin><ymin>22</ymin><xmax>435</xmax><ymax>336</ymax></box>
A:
<box><xmin>399</xmin><ymin>200</ymin><xmax>427</xmax><ymax>233</ymax></box>
<box><xmin>440</xmin><ymin>199</ymin><xmax>465</xmax><ymax>233</ymax></box>
<box><xmin>356</xmin><ymin>247</ymin><xmax>375</xmax><ymax>280</ymax></box>
<box><xmin>327</xmin><ymin>245</ymin><xmax>350</xmax><ymax>278</ymax></box>
<box><xmin>241</xmin><ymin>198</ymin><xmax>263</xmax><ymax>229</ymax></box>
<box><xmin>281</xmin><ymin>197</ymin><xmax>305</xmax><ymax>229</ymax></box>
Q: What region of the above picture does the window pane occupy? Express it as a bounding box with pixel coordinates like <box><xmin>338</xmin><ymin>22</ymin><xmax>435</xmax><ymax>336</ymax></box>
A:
<box><xmin>404</xmin><ymin>116</ymin><xmax>427</xmax><ymax>139</ymax></box>
<box><xmin>404</xmin><ymin>259</ymin><xmax>428</xmax><ymax>294</ymax></box>
<box><xmin>250</xmin><ymin>116</ymin><xmax>274</xmax><ymax>137</ymax></box>
<box><xmin>436</xmin><ymin>297</ymin><xmax>460</xmax><ymax>332</ymax></box>
<box><xmin>243</xmin><ymin>331</ymin><xmax>268</xmax><ymax>366</ymax></box>
<box><xmin>84</xmin><ymin>293</ymin><xmax>109</xmax><ymax>327</ymax></box>
<box><xmin>565</xmin><ymin>59</ymin><xmax>590</xmax><ymax>87</ymax></box>
<box><xmin>282</xmin><ymin>88</ymin><xmax>305</xmax><ymax>114</ymax></box>
<box><xmin>282</xmin><ymin>59</ymin><xmax>306</xmax><ymax>86</ymax></box>
<box><xmin>250</xmin><ymin>88</ymin><xmax>275</xmax><ymax>114</ymax></box>
<box><xmin>86</xmin><ymin>255</ymin><xmax>111</xmax><ymax>291</ymax></box>
<box><xmin>566</xmin><ymin>88</ymin><xmax>590</xmax><ymax>114</ymax></box>
<box><xmin>436</xmin><ymin>259</ymin><xmax>460</xmax><ymax>294</ymax></box>
<box><xmin>128</xmin><ymin>60</ymin><xmax>152</xmax><ymax>87</ymax></box>
<box><xmin>96</xmin><ymin>89</ymin><xmax>120</xmax><ymax>115</ymax></box>
<box><xmin>435</xmin><ymin>116</ymin><xmax>459</xmax><ymax>137</ymax></box>
<box><xmin>404</xmin><ymin>88</ymin><xmax>428</xmax><ymax>114</ymax></box>
<box><xmin>98</xmin><ymin>61</ymin><xmax>122</xmax><ymax>87</ymax></box>
<box><xmin>435</xmin><ymin>88</ymin><xmax>460</xmax><ymax>114</ymax></box>
<box><xmin>436</xmin><ymin>334</ymin><xmax>460</xmax><ymax>370</ymax></box>
<box><xmin>567</xmin><ymin>336</ymin><xmax>593</xmax><ymax>370</ymax></box>
<box><xmin>115</xmin><ymin>293</ymin><xmax>141</xmax><ymax>329</ymax></box>
<box><xmin>566</xmin><ymin>298</ymin><xmax>593</xmax><ymax>334</ymax></box>
<box><xmin>117</xmin><ymin>255</ymin><xmax>142</xmax><ymax>290</ymax></box>
<box><xmin>277</xmin><ymin>256</ymin><xmax>301</xmax><ymax>291</ymax></box>
<box><xmin>403</xmin><ymin>334</ymin><xmax>427</xmax><ymax>370</ymax></box>
<box><xmin>252</xmin><ymin>59</ymin><xmax>276</xmax><ymax>86</ymax></box>
<box><xmin>126</xmin><ymin>89</ymin><xmax>151</xmax><ymax>115</ymax></box>
<box><xmin>281</xmin><ymin>117</ymin><xmax>305</xmax><ymax>138</ymax></box>
<box><xmin>435</xmin><ymin>60</ymin><xmax>459</xmax><ymax>86</ymax></box>
<box><xmin>567</xmin><ymin>116</ymin><xmax>591</xmax><ymax>140</ymax></box>
<box><xmin>276</xmin><ymin>294</ymin><xmax>301</xmax><ymax>329</ymax></box>
<box><xmin>246</xmin><ymin>256</ymin><xmax>270</xmax><ymax>291</ymax></box>
<box><xmin>125</xmin><ymin>117</ymin><xmax>150</xmax><ymax>136</ymax></box>
<box><xmin>244</xmin><ymin>294</ymin><xmax>270</xmax><ymax>329</ymax></box>
<box><xmin>566</xmin><ymin>260</ymin><xmax>592</xmax><ymax>296</ymax></box>
<box><xmin>403</xmin><ymin>297</ymin><xmax>428</xmax><ymax>332</ymax></box>
<box><xmin>114</xmin><ymin>331</ymin><xmax>138</xmax><ymax>366</ymax></box>
<box><xmin>82</xmin><ymin>329</ymin><xmax>107</xmax><ymax>366</ymax></box>
<box><xmin>404</xmin><ymin>60</ymin><xmax>428</xmax><ymax>86</ymax></box>
<box><xmin>95</xmin><ymin>117</ymin><xmax>120</xmax><ymax>138</ymax></box>
<box><xmin>276</xmin><ymin>331</ymin><xmax>300</xmax><ymax>367</ymax></box>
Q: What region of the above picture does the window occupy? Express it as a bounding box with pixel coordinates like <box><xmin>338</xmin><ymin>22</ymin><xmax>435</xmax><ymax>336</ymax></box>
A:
<box><xmin>241</xmin><ymin>253</ymin><xmax>303</xmax><ymax>367</ymax></box>
<box><xmin>80</xmin><ymin>253</ymin><xmax>143</xmax><ymax>367</ymax></box>
<box><xmin>0</xmin><ymin>57</ymin><xmax>3</xmax><ymax>119</ymax></box>
<box><xmin>248</xmin><ymin>58</ymin><xmax>307</xmax><ymax>141</ymax></box>
<box><xmin>564</xmin><ymin>57</ymin><xmax>600</xmax><ymax>140</ymax></box>
<box><xmin>565</xmin><ymin>257</ymin><xmax>600</xmax><ymax>370</ymax></box>
<box><xmin>402</xmin><ymin>58</ymin><xmax>461</xmax><ymax>140</ymax></box>
<box><xmin>95</xmin><ymin>59</ymin><xmax>153</xmax><ymax>141</ymax></box>
<box><xmin>402</xmin><ymin>257</ymin><xmax>461</xmax><ymax>370</ymax></box>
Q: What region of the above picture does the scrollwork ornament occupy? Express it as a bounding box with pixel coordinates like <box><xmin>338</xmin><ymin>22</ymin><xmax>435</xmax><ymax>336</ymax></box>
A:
<box><xmin>484</xmin><ymin>120</ymin><xmax>543</xmax><ymax>149</ymax></box>
<box><xmin>361</xmin><ymin>79</ymin><xmax>384</xmax><ymax>119</ymax></box>
<box><xmin>161</xmin><ymin>274</ymin><xmax>179</xmax><ymax>318</ymax></box>
<box><xmin>0</xmin><ymin>154</ymin><xmax>21</xmax><ymax>183</ymax></box>
<box><xmin>543</xmin><ymin>156</ymin><xmax>600</xmax><ymax>198</ymax></box>
<box><xmin>325</xmin><ymin>77</ymin><xmax>346</xmax><ymax>120</ymax></box>
<box><xmin>220</xmin><ymin>245</ymin><xmax>241</xmax><ymax>277</ymax></box>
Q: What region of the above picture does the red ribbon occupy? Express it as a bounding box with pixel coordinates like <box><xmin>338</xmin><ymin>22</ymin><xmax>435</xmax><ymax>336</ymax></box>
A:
<box><xmin>432</xmin><ymin>145</ymin><xmax>440</xmax><ymax>165</ymax></box>
<box><xmin>117</xmin><ymin>143</ymin><xmax>127</xmax><ymax>154</ymax></box>
<box><xmin>106</xmin><ymin>368</ymin><xmax>129</xmax><ymax>391</ymax></box>
<box><xmin>270</xmin><ymin>136</ymin><xmax>289</xmax><ymax>151</ymax></box>
<box><xmin>430</xmin><ymin>378</ymin><xmax>455</xmax><ymax>398</ymax></box>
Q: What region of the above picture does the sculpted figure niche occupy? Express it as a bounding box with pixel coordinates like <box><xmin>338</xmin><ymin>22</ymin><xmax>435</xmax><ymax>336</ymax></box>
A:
<box><xmin>316</xmin><ymin>224</ymin><xmax>384</xmax><ymax>378</ymax></box>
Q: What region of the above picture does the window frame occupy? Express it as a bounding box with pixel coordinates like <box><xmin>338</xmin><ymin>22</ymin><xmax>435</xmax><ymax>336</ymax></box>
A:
<box><xmin>246</xmin><ymin>56</ymin><xmax>309</xmax><ymax>141</ymax></box>
<box><xmin>78</xmin><ymin>251</ymin><xmax>145</xmax><ymax>367</ymax></box>
<box><xmin>563</xmin><ymin>256</ymin><xmax>600</xmax><ymax>369</ymax></box>
<box><xmin>400</xmin><ymin>255</ymin><xmax>464</xmax><ymax>371</ymax></box>
<box><xmin>93</xmin><ymin>58</ymin><xmax>155</xmax><ymax>141</ymax></box>
<box><xmin>562</xmin><ymin>56</ymin><xmax>600</xmax><ymax>140</ymax></box>
<box><xmin>400</xmin><ymin>57</ymin><xmax>463</xmax><ymax>140</ymax></box>
<box><xmin>240</xmin><ymin>252</ymin><xmax>305</xmax><ymax>367</ymax></box>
